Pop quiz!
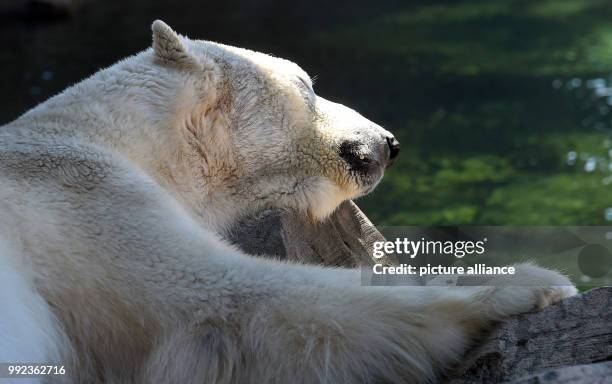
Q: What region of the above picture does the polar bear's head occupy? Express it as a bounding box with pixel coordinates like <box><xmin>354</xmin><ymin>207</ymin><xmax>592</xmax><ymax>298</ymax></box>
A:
<box><xmin>147</xmin><ymin>21</ymin><xmax>399</xmax><ymax>224</ymax></box>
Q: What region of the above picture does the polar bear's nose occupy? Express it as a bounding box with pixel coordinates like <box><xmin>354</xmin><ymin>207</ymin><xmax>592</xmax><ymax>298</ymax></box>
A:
<box><xmin>386</xmin><ymin>136</ymin><xmax>400</xmax><ymax>165</ymax></box>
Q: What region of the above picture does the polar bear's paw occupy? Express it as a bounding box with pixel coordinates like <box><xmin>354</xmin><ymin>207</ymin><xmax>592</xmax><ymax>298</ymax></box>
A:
<box><xmin>535</xmin><ymin>284</ymin><xmax>578</xmax><ymax>309</ymax></box>
<box><xmin>483</xmin><ymin>263</ymin><xmax>577</xmax><ymax>318</ymax></box>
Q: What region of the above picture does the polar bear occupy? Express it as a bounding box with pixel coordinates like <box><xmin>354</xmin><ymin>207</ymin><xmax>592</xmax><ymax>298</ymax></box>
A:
<box><xmin>0</xmin><ymin>20</ymin><xmax>576</xmax><ymax>384</ymax></box>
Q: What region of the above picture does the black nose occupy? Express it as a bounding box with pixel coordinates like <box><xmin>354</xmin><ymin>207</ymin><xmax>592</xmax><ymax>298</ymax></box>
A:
<box><xmin>386</xmin><ymin>136</ymin><xmax>400</xmax><ymax>161</ymax></box>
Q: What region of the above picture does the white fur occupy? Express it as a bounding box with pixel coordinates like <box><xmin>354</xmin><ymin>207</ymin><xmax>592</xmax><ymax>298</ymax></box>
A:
<box><xmin>0</xmin><ymin>21</ymin><xmax>577</xmax><ymax>383</ymax></box>
<box><xmin>0</xmin><ymin>237</ymin><xmax>69</xmax><ymax>384</ymax></box>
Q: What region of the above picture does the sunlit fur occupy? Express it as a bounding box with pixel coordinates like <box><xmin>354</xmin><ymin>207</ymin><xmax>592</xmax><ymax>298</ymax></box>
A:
<box><xmin>0</xmin><ymin>20</ymin><xmax>576</xmax><ymax>383</ymax></box>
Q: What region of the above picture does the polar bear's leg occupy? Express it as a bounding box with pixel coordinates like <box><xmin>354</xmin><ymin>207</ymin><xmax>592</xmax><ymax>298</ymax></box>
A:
<box><xmin>0</xmin><ymin>238</ymin><xmax>69</xmax><ymax>384</ymax></box>
<box><xmin>240</xmin><ymin>263</ymin><xmax>575</xmax><ymax>383</ymax></box>
<box><xmin>142</xmin><ymin>257</ymin><xmax>575</xmax><ymax>384</ymax></box>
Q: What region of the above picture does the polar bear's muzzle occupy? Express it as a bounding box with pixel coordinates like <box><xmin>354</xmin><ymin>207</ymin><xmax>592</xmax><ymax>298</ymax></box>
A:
<box><xmin>386</xmin><ymin>136</ymin><xmax>401</xmax><ymax>164</ymax></box>
<box><xmin>336</xmin><ymin>133</ymin><xmax>400</xmax><ymax>196</ymax></box>
<box><xmin>311</xmin><ymin>97</ymin><xmax>399</xmax><ymax>197</ymax></box>
<box><xmin>339</xmin><ymin>134</ymin><xmax>400</xmax><ymax>173</ymax></box>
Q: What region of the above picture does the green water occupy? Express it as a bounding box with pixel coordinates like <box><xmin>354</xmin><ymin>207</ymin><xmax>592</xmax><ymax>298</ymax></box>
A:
<box><xmin>4</xmin><ymin>0</ymin><xmax>612</xmax><ymax>226</ymax></box>
<box><xmin>307</xmin><ymin>0</ymin><xmax>612</xmax><ymax>226</ymax></box>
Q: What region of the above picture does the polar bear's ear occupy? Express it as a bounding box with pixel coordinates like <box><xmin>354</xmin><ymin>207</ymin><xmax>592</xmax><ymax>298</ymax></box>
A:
<box><xmin>151</xmin><ymin>20</ymin><xmax>199</xmax><ymax>69</ymax></box>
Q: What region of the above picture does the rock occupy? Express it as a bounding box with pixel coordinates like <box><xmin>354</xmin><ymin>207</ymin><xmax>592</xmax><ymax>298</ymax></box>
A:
<box><xmin>227</xmin><ymin>200</ymin><xmax>397</xmax><ymax>267</ymax></box>
<box><xmin>448</xmin><ymin>287</ymin><xmax>612</xmax><ymax>384</ymax></box>
<box><xmin>506</xmin><ymin>361</ymin><xmax>612</xmax><ymax>384</ymax></box>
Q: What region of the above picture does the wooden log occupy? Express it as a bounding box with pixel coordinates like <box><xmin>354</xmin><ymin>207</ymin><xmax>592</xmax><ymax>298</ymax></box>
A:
<box><xmin>227</xmin><ymin>200</ymin><xmax>397</xmax><ymax>267</ymax></box>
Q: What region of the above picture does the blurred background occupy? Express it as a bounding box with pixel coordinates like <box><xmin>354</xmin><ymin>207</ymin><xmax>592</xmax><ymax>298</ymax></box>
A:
<box><xmin>2</xmin><ymin>0</ymin><xmax>612</xmax><ymax>226</ymax></box>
